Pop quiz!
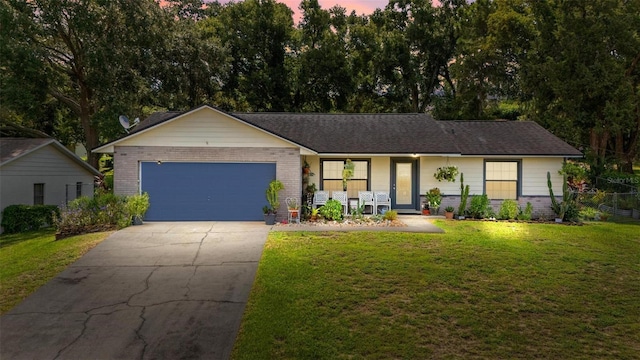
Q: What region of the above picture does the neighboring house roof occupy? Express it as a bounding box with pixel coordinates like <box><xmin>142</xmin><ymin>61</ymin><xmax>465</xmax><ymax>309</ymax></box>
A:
<box><xmin>94</xmin><ymin>105</ymin><xmax>582</xmax><ymax>157</ymax></box>
<box><xmin>1</xmin><ymin>138</ymin><xmax>101</xmax><ymax>175</ymax></box>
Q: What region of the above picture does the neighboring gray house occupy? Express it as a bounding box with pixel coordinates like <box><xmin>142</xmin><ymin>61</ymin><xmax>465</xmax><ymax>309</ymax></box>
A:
<box><xmin>94</xmin><ymin>105</ymin><xmax>582</xmax><ymax>221</ymax></box>
<box><xmin>1</xmin><ymin>138</ymin><xmax>101</xmax><ymax>228</ymax></box>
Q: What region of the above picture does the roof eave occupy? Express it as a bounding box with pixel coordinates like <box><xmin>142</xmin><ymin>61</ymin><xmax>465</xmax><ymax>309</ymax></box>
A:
<box><xmin>93</xmin><ymin>105</ymin><xmax>317</xmax><ymax>154</ymax></box>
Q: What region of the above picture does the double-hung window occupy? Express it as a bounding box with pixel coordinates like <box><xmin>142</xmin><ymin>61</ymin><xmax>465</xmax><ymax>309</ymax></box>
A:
<box><xmin>34</xmin><ymin>183</ymin><xmax>45</xmax><ymax>205</ymax></box>
<box><xmin>321</xmin><ymin>159</ymin><xmax>369</xmax><ymax>198</ymax></box>
<box><xmin>485</xmin><ymin>161</ymin><xmax>519</xmax><ymax>199</ymax></box>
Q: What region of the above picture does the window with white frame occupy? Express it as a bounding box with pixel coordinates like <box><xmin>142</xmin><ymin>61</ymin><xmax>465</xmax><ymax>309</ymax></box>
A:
<box><xmin>321</xmin><ymin>159</ymin><xmax>369</xmax><ymax>198</ymax></box>
<box><xmin>485</xmin><ymin>161</ymin><xmax>519</xmax><ymax>199</ymax></box>
<box><xmin>34</xmin><ymin>183</ymin><xmax>45</xmax><ymax>205</ymax></box>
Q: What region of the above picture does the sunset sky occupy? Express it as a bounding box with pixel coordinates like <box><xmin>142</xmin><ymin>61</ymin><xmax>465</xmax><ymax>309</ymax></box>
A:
<box><xmin>218</xmin><ymin>0</ymin><xmax>390</xmax><ymax>21</ymax></box>
<box><xmin>282</xmin><ymin>0</ymin><xmax>388</xmax><ymax>17</ymax></box>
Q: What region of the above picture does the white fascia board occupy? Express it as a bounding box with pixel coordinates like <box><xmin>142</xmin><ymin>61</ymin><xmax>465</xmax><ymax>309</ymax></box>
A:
<box><xmin>316</xmin><ymin>153</ymin><xmax>461</xmax><ymax>157</ymax></box>
<box><xmin>459</xmin><ymin>154</ymin><xmax>583</xmax><ymax>158</ymax></box>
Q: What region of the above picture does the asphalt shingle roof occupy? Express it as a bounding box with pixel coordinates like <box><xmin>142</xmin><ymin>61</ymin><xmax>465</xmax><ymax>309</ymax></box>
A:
<box><xmin>1</xmin><ymin>137</ymin><xmax>101</xmax><ymax>175</ymax></box>
<box><xmin>110</xmin><ymin>106</ymin><xmax>582</xmax><ymax>157</ymax></box>
<box><xmin>233</xmin><ymin>113</ymin><xmax>459</xmax><ymax>154</ymax></box>
<box><xmin>0</xmin><ymin>138</ymin><xmax>53</xmax><ymax>164</ymax></box>
<box><xmin>438</xmin><ymin>121</ymin><xmax>583</xmax><ymax>156</ymax></box>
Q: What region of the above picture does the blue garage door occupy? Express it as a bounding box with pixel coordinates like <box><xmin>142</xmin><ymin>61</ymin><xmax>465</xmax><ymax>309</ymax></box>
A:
<box><xmin>141</xmin><ymin>162</ymin><xmax>276</xmax><ymax>221</ymax></box>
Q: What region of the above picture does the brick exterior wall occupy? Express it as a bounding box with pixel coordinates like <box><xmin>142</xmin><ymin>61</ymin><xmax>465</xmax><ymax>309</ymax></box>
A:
<box><xmin>113</xmin><ymin>146</ymin><xmax>300</xmax><ymax>221</ymax></box>
<box><xmin>427</xmin><ymin>195</ymin><xmax>557</xmax><ymax>219</ymax></box>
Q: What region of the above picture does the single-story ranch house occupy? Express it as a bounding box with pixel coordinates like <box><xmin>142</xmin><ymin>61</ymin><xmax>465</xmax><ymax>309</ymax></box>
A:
<box><xmin>1</xmin><ymin>138</ymin><xmax>101</xmax><ymax>230</ymax></box>
<box><xmin>94</xmin><ymin>105</ymin><xmax>582</xmax><ymax>221</ymax></box>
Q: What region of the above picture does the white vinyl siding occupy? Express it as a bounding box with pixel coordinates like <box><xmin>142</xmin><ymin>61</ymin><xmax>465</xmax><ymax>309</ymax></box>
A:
<box><xmin>370</xmin><ymin>157</ymin><xmax>390</xmax><ymax>192</ymax></box>
<box><xmin>116</xmin><ymin>107</ymin><xmax>294</xmax><ymax>149</ymax></box>
<box><xmin>522</xmin><ymin>158</ymin><xmax>565</xmax><ymax>196</ymax></box>
<box><xmin>420</xmin><ymin>157</ymin><xmax>484</xmax><ymax>196</ymax></box>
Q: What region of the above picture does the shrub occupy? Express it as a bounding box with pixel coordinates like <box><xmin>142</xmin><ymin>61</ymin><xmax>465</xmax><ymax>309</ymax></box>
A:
<box><xmin>318</xmin><ymin>199</ymin><xmax>343</xmax><ymax>221</ymax></box>
<box><xmin>517</xmin><ymin>202</ymin><xmax>533</xmax><ymax>221</ymax></box>
<box><xmin>579</xmin><ymin>207</ymin><xmax>599</xmax><ymax>221</ymax></box>
<box><xmin>55</xmin><ymin>193</ymin><xmax>131</xmax><ymax>239</ymax></box>
<box><xmin>126</xmin><ymin>192</ymin><xmax>150</xmax><ymax>219</ymax></box>
<box><xmin>498</xmin><ymin>199</ymin><xmax>519</xmax><ymax>220</ymax></box>
<box><xmin>469</xmin><ymin>194</ymin><xmax>491</xmax><ymax>219</ymax></box>
<box><xmin>383</xmin><ymin>210</ymin><xmax>398</xmax><ymax>221</ymax></box>
<box><xmin>1</xmin><ymin>205</ymin><xmax>60</xmax><ymax>234</ymax></box>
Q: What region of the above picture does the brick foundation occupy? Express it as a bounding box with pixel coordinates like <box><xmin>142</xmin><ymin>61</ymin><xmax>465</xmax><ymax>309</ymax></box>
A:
<box><xmin>426</xmin><ymin>195</ymin><xmax>557</xmax><ymax>219</ymax></box>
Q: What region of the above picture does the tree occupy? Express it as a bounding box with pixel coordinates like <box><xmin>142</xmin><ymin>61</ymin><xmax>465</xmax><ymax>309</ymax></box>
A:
<box><xmin>1</xmin><ymin>0</ymin><xmax>173</xmax><ymax>167</ymax></box>
<box><xmin>291</xmin><ymin>0</ymin><xmax>354</xmax><ymax>111</ymax></box>
<box><xmin>203</xmin><ymin>0</ymin><xmax>294</xmax><ymax>111</ymax></box>
<box><xmin>433</xmin><ymin>0</ymin><xmax>522</xmax><ymax>120</ymax></box>
<box><xmin>374</xmin><ymin>0</ymin><xmax>467</xmax><ymax>113</ymax></box>
<box><xmin>518</xmin><ymin>0</ymin><xmax>640</xmax><ymax>173</ymax></box>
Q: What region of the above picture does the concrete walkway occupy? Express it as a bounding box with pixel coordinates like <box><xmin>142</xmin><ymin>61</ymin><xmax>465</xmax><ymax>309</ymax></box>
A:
<box><xmin>0</xmin><ymin>216</ymin><xmax>443</xmax><ymax>360</ymax></box>
<box><xmin>0</xmin><ymin>222</ymin><xmax>270</xmax><ymax>360</ymax></box>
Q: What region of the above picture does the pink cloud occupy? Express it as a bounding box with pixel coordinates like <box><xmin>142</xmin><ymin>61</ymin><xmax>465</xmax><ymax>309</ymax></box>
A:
<box><xmin>214</xmin><ymin>1</ymin><xmax>387</xmax><ymax>22</ymax></box>
<box><xmin>293</xmin><ymin>1</ymin><xmax>386</xmax><ymax>17</ymax></box>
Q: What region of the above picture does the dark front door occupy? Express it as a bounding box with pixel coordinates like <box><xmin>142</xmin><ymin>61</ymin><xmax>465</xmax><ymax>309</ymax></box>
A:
<box><xmin>391</xmin><ymin>158</ymin><xmax>419</xmax><ymax>210</ymax></box>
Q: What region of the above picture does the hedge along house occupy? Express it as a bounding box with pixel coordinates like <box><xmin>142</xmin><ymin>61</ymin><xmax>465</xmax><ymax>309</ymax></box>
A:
<box><xmin>93</xmin><ymin>105</ymin><xmax>582</xmax><ymax>221</ymax></box>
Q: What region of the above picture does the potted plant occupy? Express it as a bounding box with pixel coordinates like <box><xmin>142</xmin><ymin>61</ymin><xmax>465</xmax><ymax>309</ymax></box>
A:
<box><xmin>444</xmin><ymin>206</ymin><xmax>455</xmax><ymax>220</ymax></box>
<box><xmin>286</xmin><ymin>197</ymin><xmax>300</xmax><ymax>222</ymax></box>
<box><xmin>310</xmin><ymin>207</ymin><xmax>319</xmax><ymax>222</ymax></box>
<box><xmin>302</xmin><ymin>159</ymin><xmax>313</xmax><ymax>175</ymax></box>
<box><xmin>426</xmin><ymin>188</ymin><xmax>442</xmax><ymax>214</ymax></box>
<box><xmin>342</xmin><ymin>159</ymin><xmax>355</xmax><ymax>190</ymax></box>
<box><xmin>304</xmin><ymin>183</ymin><xmax>317</xmax><ymax>210</ymax></box>
<box><xmin>422</xmin><ymin>203</ymin><xmax>430</xmax><ymax>216</ymax></box>
<box><xmin>434</xmin><ymin>165</ymin><xmax>459</xmax><ymax>182</ymax></box>
<box><xmin>264</xmin><ymin>180</ymin><xmax>284</xmax><ymax>225</ymax></box>
<box><xmin>126</xmin><ymin>192</ymin><xmax>150</xmax><ymax>225</ymax></box>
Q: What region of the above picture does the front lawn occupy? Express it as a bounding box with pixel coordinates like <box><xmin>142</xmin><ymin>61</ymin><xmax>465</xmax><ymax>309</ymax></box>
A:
<box><xmin>233</xmin><ymin>221</ymin><xmax>640</xmax><ymax>359</ymax></box>
<box><xmin>0</xmin><ymin>229</ymin><xmax>113</xmax><ymax>314</ymax></box>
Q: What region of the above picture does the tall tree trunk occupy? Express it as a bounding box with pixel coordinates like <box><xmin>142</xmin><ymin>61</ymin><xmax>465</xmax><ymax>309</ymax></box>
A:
<box><xmin>590</xmin><ymin>128</ymin><xmax>609</xmax><ymax>175</ymax></box>
<box><xmin>411</xmin><ymin>83</ymin><xmax>419</xmax><ymax>112</ymax></box>
<box><xmin>79</xmin><ymin>81</ymin><xmax>100</xmax><ymax>169</ymax></box>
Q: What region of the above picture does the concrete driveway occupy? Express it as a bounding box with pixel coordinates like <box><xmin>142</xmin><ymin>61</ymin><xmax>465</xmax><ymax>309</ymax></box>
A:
<box><xmin>0</xmin><ymin>222</ymin><xmax>270</xmax><ymax>360</ymax></box>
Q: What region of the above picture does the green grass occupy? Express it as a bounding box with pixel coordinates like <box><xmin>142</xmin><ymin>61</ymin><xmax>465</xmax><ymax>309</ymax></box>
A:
<box><xmin>233</xmin><ymin>221</ymin><xmax>640</xmax><ymax>359</ymax></box>
<box><xmin>0</xmin><ymin>229</ymin><xmax>113</xmax><ymax>314</ymax></box>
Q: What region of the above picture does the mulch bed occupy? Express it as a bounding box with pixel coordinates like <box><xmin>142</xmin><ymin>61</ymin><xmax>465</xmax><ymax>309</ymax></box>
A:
<box><xmin>275</xmin><ymin>218</ymin><xmax>407</xmax><ymax>228</ymax></box>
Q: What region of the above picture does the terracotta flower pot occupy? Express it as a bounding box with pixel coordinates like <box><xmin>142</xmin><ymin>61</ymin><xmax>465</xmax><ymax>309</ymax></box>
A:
<box><xmin>422</xmin><ymin>209</ymin><xmax>430</xmax><ymax>215</ymax></box>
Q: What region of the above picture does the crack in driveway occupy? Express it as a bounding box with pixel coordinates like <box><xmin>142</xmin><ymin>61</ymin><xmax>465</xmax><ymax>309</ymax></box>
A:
<box><xmin>1</xmin><ymin>222</ymin><xmax>268</xmax><ymax>360</ymax></box>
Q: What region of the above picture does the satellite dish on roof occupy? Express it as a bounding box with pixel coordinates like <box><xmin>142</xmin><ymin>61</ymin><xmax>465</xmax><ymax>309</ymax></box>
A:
<box><xmin>118</xmin><ymin>115</ymin><xmax>140</xmax><ymax>133</ymax></box>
